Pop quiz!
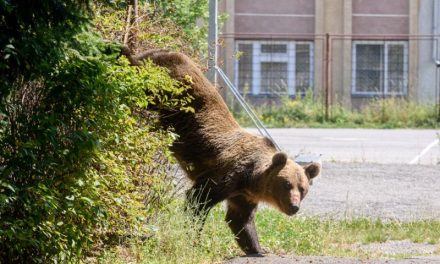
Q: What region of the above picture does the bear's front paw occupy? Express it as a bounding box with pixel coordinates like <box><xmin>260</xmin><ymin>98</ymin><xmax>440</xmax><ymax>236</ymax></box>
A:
<box><xmin>243</xmin><ymin>247</ymin><xmax>268</xmax><ymax>257</ymax></box>
<box><xmin>244</xmin><ymin>252</ymin><xmax>265</xmax><ymax>258</ymax></box>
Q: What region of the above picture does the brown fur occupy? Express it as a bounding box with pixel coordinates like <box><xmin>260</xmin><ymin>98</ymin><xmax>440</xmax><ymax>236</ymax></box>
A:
<box><xmin>136</xmin><ymin>50</ymin><xmax>320</xmax><ymax>254</ymax></box>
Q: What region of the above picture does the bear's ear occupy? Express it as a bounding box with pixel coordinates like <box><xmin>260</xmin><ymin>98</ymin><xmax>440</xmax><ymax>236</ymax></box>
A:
<box><xmin>303</xmin><ymin>162</ymin><xmax>321</xmax><ymax>181</ymax></box>
<box><xmin>266</xmin><ymin>152</ymin><xmax>288</xmax><ymax>177</ymax></box>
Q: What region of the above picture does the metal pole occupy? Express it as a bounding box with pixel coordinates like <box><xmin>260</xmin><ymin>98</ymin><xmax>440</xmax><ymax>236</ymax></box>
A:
<box><xmin>324</xmin><ymin>33</ymin><xmax>331</xmax><ymax>121</ymax></box>
<box><xmin>437</xmin><ymin>59</ymin><xmax>440</xmax><ymax>123</ymax></box>
<box><xmin>437</xmin><ymin>66</ymin><xmax>440</xmax><ymax>122</ymax></box>
<box><xmin>208</xmin><ymin>0</ymin><xmax>218</xmax><ymax>85</ymax></box>
<box><xmin>216</xmin><ymin>66</ymin><xmax>283</xmax><ymax>151</ymax></box>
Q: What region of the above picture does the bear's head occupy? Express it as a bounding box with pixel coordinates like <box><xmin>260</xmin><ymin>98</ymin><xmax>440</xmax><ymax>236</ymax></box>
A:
<box><xmin>263</xmin><ymin>152</ymin><xmax>320</xmax><ymax>216</ymax></box>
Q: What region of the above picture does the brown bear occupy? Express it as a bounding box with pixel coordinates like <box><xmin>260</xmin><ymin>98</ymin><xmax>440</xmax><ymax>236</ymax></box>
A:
<box><xmin>128</xmin><ymin>49</ymin><xmax>320</xmax><ymax>255</ymax></box>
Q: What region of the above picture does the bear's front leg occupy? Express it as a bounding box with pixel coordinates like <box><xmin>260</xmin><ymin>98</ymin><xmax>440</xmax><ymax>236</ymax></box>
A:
<box><xmin>186</xmin><ymin>178</ymin><xmax>225</xmax><ymax>227</ymax></box>
<box><xmin>226</xmin><ymin>195</ymin><xmax>262</xmax><ymax>255</ymax></box>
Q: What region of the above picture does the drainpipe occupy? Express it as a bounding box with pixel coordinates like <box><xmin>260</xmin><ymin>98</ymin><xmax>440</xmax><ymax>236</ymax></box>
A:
<box><xmin>433</xmin><ymin>0</ymin><xmax>440</xmax><ymax>120</ymax></box>
<box><xmin>433</xmin><ymin>0</ymin><xmax>439</xmax><ymax>64</ymax></box>
<box><xmin>207</xmin><ymin>0</ymin><xmax>218</xmax><ymax>85</ymax></box>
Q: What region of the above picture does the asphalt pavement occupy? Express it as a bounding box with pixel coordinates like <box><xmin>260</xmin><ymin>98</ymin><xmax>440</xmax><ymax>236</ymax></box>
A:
<box><xmin>246</xmin><ymin>128</ymin><xmax>440</xmax><ymax>220</ymax></box>
<box><xmin>226</xmin><ymin>128</ymin><xmax>440</xmax><ymax>263</ymax></box>
<box><xmin>249</xmin><ymin>128</ymin><xmax>440</xmax><ymax>165</ymax></box>
<box><xmin>300</xmin><ymin>162</ymin><xmax>440</xmax><ymax>220</ymax></box>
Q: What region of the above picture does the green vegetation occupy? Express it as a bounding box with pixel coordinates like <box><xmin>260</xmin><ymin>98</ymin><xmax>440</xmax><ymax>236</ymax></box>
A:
<box><xmin>152</xmin><ymin>0</ymin><xmax>209</xmax><ymax>52</ymax></box>
<box><xmin>94</xmin><ymin>0</ymin><xmax>208</xmax><ymax>58</ymax></box>
<box><xmin>99</xmin><ymin>205</ymin><xmax>440</xmax><ymax>263</ymax></box>
<box><xmin>232</xmin><ymin>93</ymin><xmax>440</xmax><ymax>128</ymax></box>
<box><xmin>0</xmin><ymin>31</ymin><xmax>189</xmax><ymax>263</ymax></box>
<box><xmin>1</xmin><ymin>0</ymin><xmax>438</xmax><ymax>263</ymax></box>
<box><xmin>0</xmin><ymin>1</ymin><xmax>201</xmax><ymax>262</ymax></box>
<box><xmin>97</xmin><ymin>202</ymin><xmax>237</xmax><ymax>264</ymax></box>
<box><xmin>256</xmin><ymin>210</ymin><xmax>440</xmax><ymax>257</ymax></box>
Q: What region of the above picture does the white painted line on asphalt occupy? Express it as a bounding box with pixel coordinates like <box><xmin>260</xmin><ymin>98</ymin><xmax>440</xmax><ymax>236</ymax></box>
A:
<box><xmin>409</xmin><ymin>139</ymin><xmax>440</xmax><ymax>164</ymax></box>
<box><xmin>321</xmin><ymin>137</ymin><xmax>366</xmax><ymax>141</ymax></box>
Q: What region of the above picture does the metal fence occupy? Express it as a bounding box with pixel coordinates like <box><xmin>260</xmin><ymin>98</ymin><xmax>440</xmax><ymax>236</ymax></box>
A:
<box><xmin>218</xmin><ymin>34</ymin><xmax>440</xmax><ymax>121</ymax></box>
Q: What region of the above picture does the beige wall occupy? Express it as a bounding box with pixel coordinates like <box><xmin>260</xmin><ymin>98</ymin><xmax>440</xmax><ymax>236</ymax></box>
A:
<box><xmin>218</xmin><ymin>0</ymin><xmax>235</xmax><ymax>100</ymax></box>
<box><xmin>315</xmin><ymin>0</ymin><xmax>352</xmax><ymax>108</ymax></box>
<box><xmin>235</xmin><ymin>0</ymin><xmax>314</xmax><ymax>14</ymax></box>
<box><xmin>222</xmin><ymin>0</ymin><xmax>422</xmax><ymax>108</ymax></box>
<box><xmin>353</xmin><ymin>0</ymin><xmax>409</xmax><ymax>35</ymax></box>
<box><xmin>222</xmin><ymin>0</ymin><xmax>235</xmax><ymax>78</ymax></box>
<box><xmin>234</xmin><ymin>0</ymin><xmax>315</xmax><ymax>35</ymax></box>
<box><xmin>408</xmin><ymin>0</ymin><xmax>420</xmax><ymax>101</ymax></box>
<box><xmin>316</xmin><ymin>0</ymin><xmax>413</xmax><ymax>109</ymax></box>
<box><xmin>353</xmin><ymin>0</ymin><xmax>408</xmax><ymax>14</ymax></box>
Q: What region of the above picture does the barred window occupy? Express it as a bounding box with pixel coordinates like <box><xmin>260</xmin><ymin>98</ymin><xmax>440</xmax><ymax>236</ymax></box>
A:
<box><xmin>261</xmin><ymin>44</ymin><xmax>287</xmax><ymax>53</ymax></box>
<box><xmin>261</xmin><ymin>62</ymin><xmax>288</xmax><ymax>94</ymax></box>
<box><xmin>235</xmin><ymin>41</ymin><xmax>314</xmax><ymax>96</ymax></box>
<box><xmin>352</xmin><ymin>41</ymin><xmax>408</xmax><ymax>95</ymax></box>
<box><xmin>295</xmin><ymin>44</ymin><xmax>312</xmax><ymax>94</ymax></box>
<box><xmin>237</xmin><ymin>44</ymin><xmax>253</xmax><ymax>94</ymax></box>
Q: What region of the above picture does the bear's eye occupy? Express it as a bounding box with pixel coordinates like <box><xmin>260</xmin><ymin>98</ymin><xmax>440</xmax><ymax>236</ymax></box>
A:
<box><xmin>284</xmin><ymin>182</ymin><xmax>293</xmax><ymax>190</ymax></box>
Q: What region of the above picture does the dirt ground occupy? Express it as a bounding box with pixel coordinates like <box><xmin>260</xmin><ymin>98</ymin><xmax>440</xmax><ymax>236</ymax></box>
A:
<box><xmin>223</xmin><ymin>254</ymin><xmax>440</xmax><ymax>264</ymax></box>
<box><xmin>224</xmin><ymin>162</ymin><xmax>440</xmax><ymax>264</ymax></box>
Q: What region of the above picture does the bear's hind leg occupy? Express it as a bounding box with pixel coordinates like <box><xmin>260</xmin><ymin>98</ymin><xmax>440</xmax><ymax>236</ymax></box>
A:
<box><xmin>226</xmin><ymin>195</ymin><xmax>262</xmax><ymax>255</ymax></box>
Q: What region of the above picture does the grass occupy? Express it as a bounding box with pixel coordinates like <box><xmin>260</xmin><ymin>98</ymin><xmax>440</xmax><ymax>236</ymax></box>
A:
<box><xmin>231</xmin><ymin>93</ymin><xmax>440</xmax><ymax>129</ymax></box>
<box><xmin>95</xmin><ymin>201</ymin><xmax>238</xmax><ymax>264</ymax></box>
<box><xmin>95</xmin><ymin>201</ymin><xmax>440</xmax><ymax>263</ymax></box>
<box><xmin>255</xmin><ymin>210</ymin><xmax>440</xmax><ymax>257</ymax></box>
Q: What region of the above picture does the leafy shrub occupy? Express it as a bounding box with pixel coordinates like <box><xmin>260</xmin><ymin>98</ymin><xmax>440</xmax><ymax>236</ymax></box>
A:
<box><xmin>151</xmin><ymin>0</ymin><xmax>209</xmax><ymax>53</ymax></box>
<box><xmin>92</xmin><ymin>56</ymin><xmax>192</xmax><ymax>244</ymax></box>
<box><xmin>0</xmin><ymin>29</ymin><xmax>192</xmax><ymax>264</ymax></box>
<box><xmin>1</xmin><ymin>1</ymin><xmax>205</xmax><ymax>262</ymax></box>
<box><xmin>94</xmin><ymin>1</ymin><xmax>207</xmax><ymax>59</ymax></box>
<box><xmin>0</xmin><ymin>0</ymin><xmax>92</xmax><ymax>97</ymax></box>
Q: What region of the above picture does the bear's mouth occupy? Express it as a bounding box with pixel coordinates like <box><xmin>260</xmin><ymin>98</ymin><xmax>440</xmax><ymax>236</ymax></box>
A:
<box><xmin>285</xmin><ymin>204</ymin><xmax>300</xmax><ymax>216</ymax></box>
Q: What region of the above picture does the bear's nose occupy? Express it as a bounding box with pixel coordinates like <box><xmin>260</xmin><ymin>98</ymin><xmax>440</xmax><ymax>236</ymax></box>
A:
<box><xmin>291</xmin><ymin>196</ymin><xmax>300</xmax><ymax>206</ymax></box>
<box><xmin>287</xmin><ymin>205</ymin><xmax>300</xmax><ymax>215</ymax></box>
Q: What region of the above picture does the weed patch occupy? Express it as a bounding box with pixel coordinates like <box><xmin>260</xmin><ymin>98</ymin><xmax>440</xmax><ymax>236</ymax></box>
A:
<box><xmin>232</xmin><ymin>94</ymin><xmax>440</xmax><ymax>128</ymax></box>
<box><xmin>98</xmin><ymin>205</ymin><xmax>440</xmax><ymax>263</ymax></box>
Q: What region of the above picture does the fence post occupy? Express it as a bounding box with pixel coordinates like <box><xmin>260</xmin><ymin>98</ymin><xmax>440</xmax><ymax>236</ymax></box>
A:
<box><xmin>436</xmin><ymin>59</ymin><xmax>440</xmax><ymax>122</ymax></box>
<box><xmin>324</xmin><ymin>33</ymin><xmax>331</xmax><ymax>121</ymax></box>
<box><xmin>438</xmin><ymin>62</ymin><xmax>440</xmax><ymax>122</ymax></box>
<box><xmin>207</xmin><ymin>0</ymin><xmax>218</xmax><ymax>85</ymax></box>
<box><xmin>438</xmin><ymin>86</ymin><xmax>440</xmax><ymax>122</ymax></box>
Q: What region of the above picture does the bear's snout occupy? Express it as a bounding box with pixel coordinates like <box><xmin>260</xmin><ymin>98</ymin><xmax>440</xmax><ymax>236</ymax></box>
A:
<box><xmin>286</xmin><ymin>204</ymin><xmax>300</xmax><ymax>216</ymax></box>
<box><xmin>291</xmin><ymin>195</ymin><xmax>300</xmax><ymax>206</ymax></box>
<box><xmin>285</xmin><ymin>195</ymin><xmax>301</xmax><ymax>215</ymax></box>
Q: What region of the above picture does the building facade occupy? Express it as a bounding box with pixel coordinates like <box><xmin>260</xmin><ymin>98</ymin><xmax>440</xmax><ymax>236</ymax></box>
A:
<box><xmin>219</xmin><ymin>0</ymin><xmax>440</xmax><ymax>108</ymax></box>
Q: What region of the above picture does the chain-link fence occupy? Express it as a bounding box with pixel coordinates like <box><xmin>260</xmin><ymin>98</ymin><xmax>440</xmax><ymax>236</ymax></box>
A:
<box><xmin>218</xmin><ymin>34</ymin><xmax>440</xmax><ymax>123</ymax></box>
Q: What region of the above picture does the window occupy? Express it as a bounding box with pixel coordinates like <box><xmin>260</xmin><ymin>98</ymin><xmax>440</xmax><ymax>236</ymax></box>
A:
<box><xmin>235</xmin><ymin>41</ymin><xmax>314</xmax><ymax>96</ymax></box>
<box><xmin>237</xmin><ymin>43</ymin><xmax>253</xmax><ymax>93</ymax></box>
<box><xmin>352</xmin><ymin>41</ymin><xmax>408</xmax><ymax>95</ymax></box>
<box><xmin>296</xmin><ymin>44</ymin><xmax>313</xmax><ymax>94</ymax></box>
<box><xmin>261</xmin><ymin>62</ymin><xmax>288</xmax><ymax>94</ymax></box>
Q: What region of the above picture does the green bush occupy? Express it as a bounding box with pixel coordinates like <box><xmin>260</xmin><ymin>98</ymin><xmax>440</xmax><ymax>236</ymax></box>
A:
<box><xmin>94</xmin><ymin>2</ymin><xmax>207</xmax><ymax>60</ymax></box>
<box><xmin>0</xmin><ymin>1</ymin><xmax>208</xmax><ymax>262</ymax></box>
<box><xmin>0</xmin><ymin>0</ymin><xmax>92</xmax><ymax>97</ymax></box>
<box><xmin>149</xmin><ymin>0</ymin><xmax>209</xmax><ymax>53</ymax></box>
<box><xmin>0</xmin><ymin>17</ymin><xmax>192</xmax><ymax>264</ymax></box>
